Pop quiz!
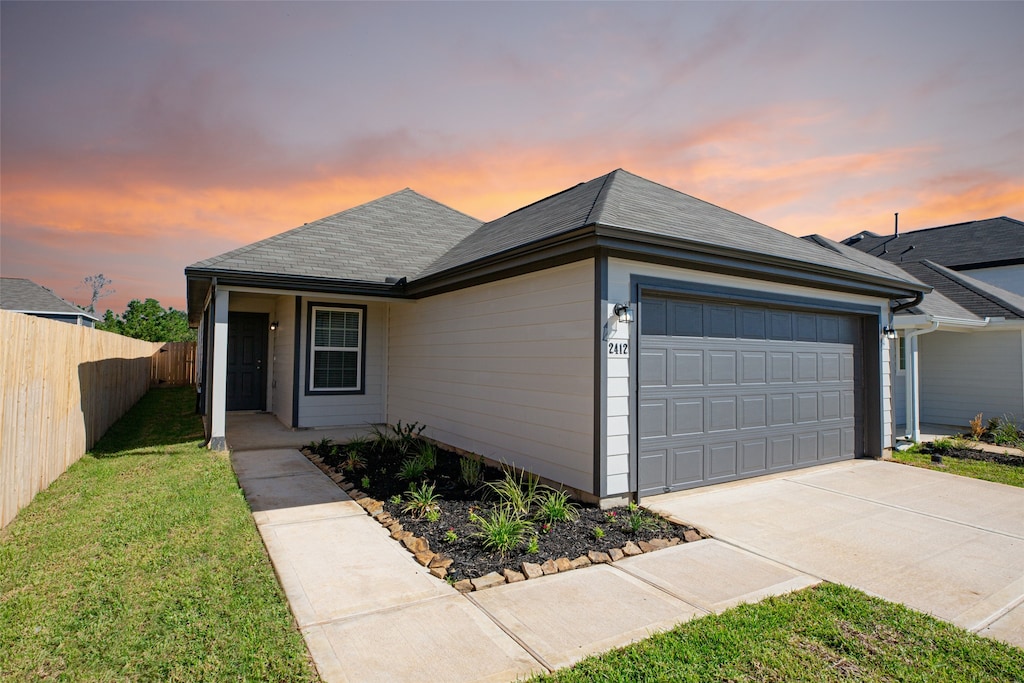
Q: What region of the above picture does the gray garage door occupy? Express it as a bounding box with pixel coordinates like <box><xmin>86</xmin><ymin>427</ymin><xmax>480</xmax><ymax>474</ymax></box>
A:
<box><xmin>639</xmin><ymin>296</ymin><xmax>862</xmax><ymax>495</ymax></box>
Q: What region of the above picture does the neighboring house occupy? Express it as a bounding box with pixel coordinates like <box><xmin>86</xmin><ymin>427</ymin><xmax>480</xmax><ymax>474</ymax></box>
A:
<box><xmin>841</xmin><ymin>218</ymin><xmax>1024</xmax><ymax>440</ymax></box>
<box><xmin>0</xmin><ymin>277</ymin><xmax>98</xmax><ymax>327</ymax></box>
<box><xmin>186</xmin><ymin>169</ymin><xmax>925</xmax><ymax>505</ymax></box>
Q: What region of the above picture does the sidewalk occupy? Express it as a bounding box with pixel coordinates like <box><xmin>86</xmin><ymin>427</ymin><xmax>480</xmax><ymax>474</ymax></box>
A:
<box><xmin>232</xmin><ymin>448</ymin><xmax>820</xmax><ymax>683</ymax></box>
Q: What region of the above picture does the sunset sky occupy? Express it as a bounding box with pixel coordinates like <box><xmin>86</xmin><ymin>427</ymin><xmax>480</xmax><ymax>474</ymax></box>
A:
<box><xmin>2</xmin><ymin>1</ymin><xmax>1022</xmax><ymax>313</ymax></box>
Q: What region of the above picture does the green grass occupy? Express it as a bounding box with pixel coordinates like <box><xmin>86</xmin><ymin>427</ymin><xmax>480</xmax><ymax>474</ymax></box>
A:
<box><xmin>892</xmin><ymin>448</ymin><xmax>1024</xmax><ymax>488</ymax></box>
<box><xmin>0</xmin><ymin>387</ymin><xmax>318</xmax><ymax>681</ymax></box>
<box><xmin>532</xmin><ymin>583</ymin><xmax>1024</xmax><ymax>682</ymax></box>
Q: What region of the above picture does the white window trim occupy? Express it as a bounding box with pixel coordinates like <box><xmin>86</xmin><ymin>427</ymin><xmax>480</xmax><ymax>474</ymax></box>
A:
<box><xmin>308</xmin><ymin>305</ymin><xmax>364</xmax><ymax>393</ymax></box>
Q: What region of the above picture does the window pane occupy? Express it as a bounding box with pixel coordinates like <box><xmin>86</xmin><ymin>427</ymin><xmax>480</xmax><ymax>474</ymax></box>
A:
<box><xmin>313</xmin><ymin>350</ymin><xmax>357</xmax><ymax>388</ymax></box>
<box><xmin>315</xmin><ymin>309</ymin><xmax>359</xmax><ymax>348</ymax></box>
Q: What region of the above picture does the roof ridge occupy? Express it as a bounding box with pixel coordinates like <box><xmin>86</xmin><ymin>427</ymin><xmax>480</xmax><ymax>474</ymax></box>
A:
<box><xmin>583</xmin><ymin>170</ymin><xmax>616</xmax><ymax>226</ymax></box>
<box><xmin>921</xmin><ymin>260</ymin><xmax>1024</xmax><ymax>318</ymax></box>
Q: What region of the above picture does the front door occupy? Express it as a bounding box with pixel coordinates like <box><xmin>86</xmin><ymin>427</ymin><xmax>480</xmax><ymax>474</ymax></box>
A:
<box><xmin>227</xmin><ymin>312</ymin><xmax>268</xmax><ymax>411</ymax></box>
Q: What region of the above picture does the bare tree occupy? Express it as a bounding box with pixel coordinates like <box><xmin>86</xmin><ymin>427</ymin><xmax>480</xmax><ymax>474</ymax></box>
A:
<box><xmin>80</xmin><ymin>273</ymin><xmax>115</xmax><ymax>313</ymax></box>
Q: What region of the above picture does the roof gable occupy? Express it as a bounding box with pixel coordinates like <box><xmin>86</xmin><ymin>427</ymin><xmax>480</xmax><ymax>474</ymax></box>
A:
<box><xmin>187</xmin><ymin>189</ymin><xmax>482</xmax><ymax>283</ymax></box>
<box><xmin>897</xmin><ymin>261</ymin><xmax>1024</xmax><ymax>320</ymax></box>
<box><xmin>421</xmin><ymin>169</ymin><xmax>913</xmax><ymax>284</ymax></box>
<box><xmin>0</xmin><ymin>277</ymin><xmax>96</xmax><ymax>318</ymax></box>
<box><xmin>842</xmin><ymin>217</ymin><xmax>1024</xmax><ymax>269</ymax></box>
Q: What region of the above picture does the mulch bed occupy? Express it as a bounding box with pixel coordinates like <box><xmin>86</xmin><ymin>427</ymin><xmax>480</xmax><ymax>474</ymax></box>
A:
<box><xmin>922</xmin><ymin>444</ymin><xmax>1024</xmax><ymax>468</ymax></box>
<box><xmin>302</xmin><ymin>438</ymin><xmax>703</xmax><ymax>584</ymax></box>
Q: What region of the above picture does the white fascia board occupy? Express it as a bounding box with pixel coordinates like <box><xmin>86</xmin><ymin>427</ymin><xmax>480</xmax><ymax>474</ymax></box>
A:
<box><xmin>892</xmin><ymin>314</ymin><xmax>990</xmax><ymax>331</ymax></box>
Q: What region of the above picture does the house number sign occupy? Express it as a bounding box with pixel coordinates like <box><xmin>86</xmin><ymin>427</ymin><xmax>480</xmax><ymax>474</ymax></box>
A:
<box><xmin>607</xmin><ymin>341</ymin><xmax>629</xmax><ymax>356</ymax></box>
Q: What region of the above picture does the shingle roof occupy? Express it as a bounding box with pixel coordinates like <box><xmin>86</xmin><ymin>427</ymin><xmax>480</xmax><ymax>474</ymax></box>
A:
<box><xmin>896</xmin><ymin>261</ymin><xmax>1024</xmax><ymax>320</ymax></box>
<box><xmin>801</xmin><ymin>234</ymin><xmax>928</xmax><ymax>288</ymax></box>
<box><xmin>421</xmin><ymin>169</ymin><xmax>910</xmax><ymax>284</ymax></box>
<box><xmin>842</xmin><ymin>217</ymin><xmax>1024</xmax><ymax>269</ymax></box>
<box><xmin>187</xmin><ymin>189</ymin><xmax>482</xmax><ymax>283</ymax></box>
<box><xmin>0</xmin><ymin>277</ymin><xmax>96</xmax><ymax>318</ymax></box>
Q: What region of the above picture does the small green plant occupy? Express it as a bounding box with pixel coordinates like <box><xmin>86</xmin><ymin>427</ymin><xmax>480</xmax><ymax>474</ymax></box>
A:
<box><xmin>415</xmin><ymin>441</ymin><xmax>437</xmax><ymax>470</ymax></box>
<box><xmin>969</xmin><ymin>413</ymin><xmax>985</xmax><ymax>440</ymax></box>
<box><xmin>322</xmin><ymin>444</ymin><xmax>344</xmax><ymax>468</ymax></box>
<box><xmin>424</xmin><ymin>508</ymin><xmax>441</xmax><ymax>523</ymax></box>
<box><xmin>341</xmin><ymin>448</ymin><xmax>367</xmax><ymax>472</ymax></box>
<box><xmin>485</xmin><ymin>467</ymin><xmax>543</xmax><ymax>516</ymax></box>
<box><xmin>991</xmin><ymin>415</ymin><xmax>1023</xmax><ymax>447</ymax></box>
<box><xmin>398</xmin><ymin>455</ymin><xmax>429</xmax><ymax>482</ymax></box>
<box><xmin>534</xmin><ymin>489</ymin><xmax>580</xmax><ymax>524</ymax></box>
<box><xmin>459</xmin><ymin>455</ymin><xmax>483</xmax><ymax>487</ymax></box>
<box><xmin>932</xmin><ymin>437</ymin><xmax>953</xmax><ymax>454</ymax></box>
<box><xmin>360</xmin><ymin>475</ymin><xmax>370</xmax><ymax>490</ymax></box>
<box><xmin>388</xmin><ymin>494</ymin><xmax>402</xmax><ymax>505</ymax></box>
<box><xmin>470</xmin><ymin>506</ymin><xmax>534</xmax><ymax>556</ymax></box>
<box><xmin>592</xmin><ymin>525</ymin><xmax>605</xmax><ymax>540</ymax></box>
<box><xmin>314</xmin><ymin>437</ymin><xmax>334</xmax><ymax>456</ymax></box>
<box><xmin>368</xmin><ymin>424</ymin><xmax>394</xmax><ymax>453</ymax></box>
<box><xmin>526</xmin><ymin>534</ymin><xmax>540</xmax><ymax>554</ymax></box>
<box><xmin>950</xmin><ymin>435</ymin><xmax>971</xmax><ymax>451</ymax></box>
<box><xmin>391</xmin><ymin>420</ymin><xmax>427</xmax><ymax>455</ymax></box>
<box><xmin>443</xmin><ymin>528</ymin><xmax>458</xmax><ymax>543</ymax></box>
<box><xmin>622</xmin><ymin>508</ymin><xmax>660</xmax><ymax>534</ymax></box>
<box><xmin>401</xmin><ymin>482</ymin><xmax>440</xmax><ymax>518</ymax></box>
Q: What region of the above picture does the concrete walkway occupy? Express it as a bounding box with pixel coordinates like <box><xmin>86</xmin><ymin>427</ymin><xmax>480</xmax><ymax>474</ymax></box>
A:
<box><xmin>232</xmin><ymin>449</ymin><xmax>820</xmax><ymax>682</ymax></box>
<box><xmin>645</xmin><ymin>459</ymin><xmax>1024</xmax><ymax>649</ymax></box>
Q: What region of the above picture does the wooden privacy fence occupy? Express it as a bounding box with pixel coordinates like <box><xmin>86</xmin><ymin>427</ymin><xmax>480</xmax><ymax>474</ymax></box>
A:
<box><xmin>0</xmin><ymin>311</ymin><xmax>187</xmax><ymax>529</ymax></box>
<box><xmin>151</xmin><ymin>341</ymin><xmax>197</xmax><ymax>387</ymax></box>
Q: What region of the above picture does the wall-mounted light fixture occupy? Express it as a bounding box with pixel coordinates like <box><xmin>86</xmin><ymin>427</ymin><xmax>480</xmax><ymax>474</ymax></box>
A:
<box><xmin>882</xmin><ymin>326</ymin><xmax>897</xmax><ymax>340</ymax></box>
<box><xmin>270</xmin><ymin>321</ymin><xmax>279</xmax><ymax>331</ymax></box>
<box><xmin>613</xmin><ymin>303</ymin><xmax>635</xmax><ymax>324</ymax></box>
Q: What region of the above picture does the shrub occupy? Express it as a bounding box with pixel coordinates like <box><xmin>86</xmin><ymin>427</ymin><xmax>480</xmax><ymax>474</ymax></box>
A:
<box><xmin>398</xmin><ymin>456</ymin><xmax>429</xmax><ymax>482</ymax></box>
<box><xmin>470</xmin><ymin>506</ymin><xmax>533</xmax><ymax>556</ymax></box>
<box><xmin>535</xmin><ymin>489</ymin><xmax>580</xmax><ymax>524</ymax></box>
<box><xmin>401</xmin><ymin>482</ymin><xmax>440</xmax><ymax>518</ymax></box>
<box><xmin>969</xmin><ymin>413</ymin><xmax>985</xmax><ymax>440</ymax></box>
<box><xmin>932</xmin><ymin>437</ymin><xmax>953</xmax><ymax>454</ymax></box>
<box><xmin>950</xmin><ymin>435</ymin><xmax>971</xmax><ymax>451</ymax></box>
<box><xmin>484</xmin><ymin>467</ymin><xmax>543</xmax><ymax>517</ymax></box>
<box><xmin>991</xmin><ymin>415</ymin><xmax>1023</xmax><ymax>447</ymax></box>
<box><xmin>341</xmin><ymin>448</ymin><xmax>367</xmax><ymax>472</ymax></box>
<box><xmin>415</xmin><ymin>441</ymin><xmax>437</xmax><ymax>470</ymax></box>
<box><xmin>459</xmin><ymin>455</ymin><xmax>483</xmax><ymax>488</ymax></box>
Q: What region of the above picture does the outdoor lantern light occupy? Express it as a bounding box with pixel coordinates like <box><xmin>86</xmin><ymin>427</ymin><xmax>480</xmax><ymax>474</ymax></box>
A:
<box><xmin>614</xmin><ymin>303</ymin><xmax>635</xmax><ymax>324</ymax></box>
<box><xmin>883</xmin><ymin>326</ymin><xmax>897</xmax><ymax>340</ymax></box>
<box><xmin>270</xmin><ymin>321</ymin><xmax>279</xmax><ymax>331</ymax></box>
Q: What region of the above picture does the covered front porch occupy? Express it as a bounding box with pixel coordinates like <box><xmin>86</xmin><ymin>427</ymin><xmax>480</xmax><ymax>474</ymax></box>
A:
<box><xmin>224</xmin><ymin>413</ymin><xmax>378</xmax><ymax>451</ymax></box>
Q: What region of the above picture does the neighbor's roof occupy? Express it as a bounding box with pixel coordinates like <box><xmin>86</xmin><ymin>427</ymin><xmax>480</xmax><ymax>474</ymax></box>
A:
<box><xmin>0</xmin><ymin>277</ymin><xmax>97</xmax><ymax>319</ymax></box>
<box><xmin>895</xmin><ymin>261</ymin><xmax>1024</xmax><ymax>321</ymax></box>
<box><xmin>420</xmin><ymin>169</ymin><xmax>915</xmax><ymax>286</ymax></box>
<box><xmin>842</xmin><ymin>217</ymin><xmax>1024</xmax><ymax>270</ymax></box>
<box><xmin>187</xmin><ymin>189</ymin><xmax>482</xmax><ymax>283</ymax></box>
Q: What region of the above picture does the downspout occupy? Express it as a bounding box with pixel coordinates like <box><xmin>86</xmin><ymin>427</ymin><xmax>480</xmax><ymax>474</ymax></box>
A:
<box><xmin>903</xmin><ymin>322</ymin><xmax>938</xmax><ymax>442</ymax></box>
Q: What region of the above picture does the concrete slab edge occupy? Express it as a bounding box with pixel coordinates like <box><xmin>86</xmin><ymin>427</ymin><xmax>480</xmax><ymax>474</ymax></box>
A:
<box><xmin>464</xmin><ymin>593</ymin><xmax>555</xmax><ymax>673</ymax></box>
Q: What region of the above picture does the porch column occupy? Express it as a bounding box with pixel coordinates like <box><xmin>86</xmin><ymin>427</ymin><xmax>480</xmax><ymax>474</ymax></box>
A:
<box><xmin>209</xmin><ymin>287</ymin><xmax>230</xmax><ymax>450</ymax></box>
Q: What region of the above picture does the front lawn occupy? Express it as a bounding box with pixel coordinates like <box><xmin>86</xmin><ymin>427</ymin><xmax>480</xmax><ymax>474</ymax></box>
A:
<box><xmin>0</xmin><ymin>387</ymin><xmax>317</xmax><ymax>681</ymax></box>
<box><xmin>532</xmin><ymin>582</ymin><xmax>1024</xmax><ymax>682</ymax></box>
<box><xmin>892</xmin><ymin>445</ymin><xmax>1024</xmax><ymax>488</ymax></box>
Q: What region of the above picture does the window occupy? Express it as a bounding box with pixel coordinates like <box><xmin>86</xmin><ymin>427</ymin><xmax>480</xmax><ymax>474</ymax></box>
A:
<box><xmin>897</xmin><ymin>335</ymin><xmax>906</xmax><ymax>373</ymax></box>
<box><xmin>307</xmin><ymin>304</ymin><xmax>364</xmax><ymax>393</ymax></box>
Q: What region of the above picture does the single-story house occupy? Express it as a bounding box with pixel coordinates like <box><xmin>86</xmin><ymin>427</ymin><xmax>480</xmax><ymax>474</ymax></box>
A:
<box><xmin>186</xmin><ymin>169</ymin><xmax>927</xmax><ymax>505</ymax></box>
<box><xmin>842</xmin><ymin>219</ymin><xmax>1024</xmax><ymax>440</ymax></box>
<box><xmin>0</xmin><ymin>277</ymin><xmax>99</xmax><ymax>327</ymax></box>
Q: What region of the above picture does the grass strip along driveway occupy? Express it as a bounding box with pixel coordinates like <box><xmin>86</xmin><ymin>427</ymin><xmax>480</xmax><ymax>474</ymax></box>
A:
<box><xmin>0</xmin><ymin>387</ymin><xmax>317</xmax><ymax>681</ymax></box>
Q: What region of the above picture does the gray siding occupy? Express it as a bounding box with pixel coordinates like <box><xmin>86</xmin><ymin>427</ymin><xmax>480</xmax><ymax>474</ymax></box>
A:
<box><xmin>919</xmin><ymin>329</ymin><xmax>1024</xmax><ymax>427</ymax></box>
<box><xmin>388</xmin><ymin>261</ymin><xmax>595</xmax><ymax>492</ymax></box>
<box><xmin>271</xmin><ymin>295</ymin><xmax>296</xmax><ymax>427</ymax></box>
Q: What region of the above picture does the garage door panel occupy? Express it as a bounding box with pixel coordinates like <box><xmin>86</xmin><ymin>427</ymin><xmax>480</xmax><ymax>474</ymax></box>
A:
<box><xmin>740</xmin><ymin>352</ymin><xmax>767</xmax><ymax>384</ymax></box>
<box><xmin>708</xmin><ymin>351</ymin><xmax>737</xmax><ymax>385</ymax></box>
<box><xmin>640</xmin><ymin>349</ymin><xmax>668</xmax><ymax>387</ymax></box>
<box><xmin>740</xmin><ymin>439</ymin><xmax>767</xmax><ymax>474</ymax></box>
<box><xmin>640</xmin><ymin>399</ymin><xmax>668</xmax><ymax>439</ymax></box>
<box><xmin>741</xmin><ymin>395</ymin><xmax>767</xmax><ymax>429</ymax></box>
<box><xmin>639</xmin><ymin>296</ymin><xmax>862</xmax><ymax>494</ymax></box>
<box><xmin>820</xmin><ymin>391</ymin><xmax>842</xmax><ymax>420</ymax></box>
<box><xmin>796</xmin><ymin>433</ymin><xmax>819</xmax><ymax>463</ymax></box>
<box><xmin>672</xmin><ymin>398</ymin><xmax>703</xmax><ymax>436</ymax></box>
<box><xmin>708</xmin><ymin>397</ymin><xmax>737</xmax><ymax>432</ymax></box>
<box><xmin>670</xmin><ymin>446</ymin><xmax>704</xmax><ymax>487</ymax></box>
<box><xmin>708</xmin><ymin>442</ymin><xmax>738</xmax><ymax>479</ymax></box>
<box><xmin>770</xmin><ymin>435</ymin><xmax>795</xmax><ymax>468</ymax></box>
<box><xmin>672</xmin><ymin>350</ymin><xmax>703</xmax><ymax>386</ymax></box>
<box><xmin>671</xmin><ymin>302</ymin><xmax>703</xmax><ymax>336</ymax></box>
<box><xmin>796</xmin><ymin>353</ymin><xmax>818</xmax><ymax>382</ymax></box>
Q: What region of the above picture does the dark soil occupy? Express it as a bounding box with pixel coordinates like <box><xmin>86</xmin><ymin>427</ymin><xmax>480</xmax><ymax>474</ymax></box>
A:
<box><xmin>923</xmin><ymin>444</ymin><xmax>1024</xmax><ymax>468</ymax></box>
<box><xmin>309</xmin><ymin>437</ymin><xmax>700</xmax><ymax>582</ymax></box>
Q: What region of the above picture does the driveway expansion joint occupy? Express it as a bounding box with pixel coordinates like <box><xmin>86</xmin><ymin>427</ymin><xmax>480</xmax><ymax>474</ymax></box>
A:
<box><xmin>463</xmin><ymin>593</ymin><xmax>555</xmax><ymax>673</ymax></box>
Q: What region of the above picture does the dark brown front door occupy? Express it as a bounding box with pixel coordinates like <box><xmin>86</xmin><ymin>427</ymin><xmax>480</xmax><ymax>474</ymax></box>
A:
<box><xmin>227</xmin><ymin>312</ymin><xmax>268</xmax><ymax>411</ymax></box>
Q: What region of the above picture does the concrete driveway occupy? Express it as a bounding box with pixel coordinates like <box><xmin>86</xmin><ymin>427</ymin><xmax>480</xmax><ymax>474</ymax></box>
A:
<box><xmin>645</xmin><ymin>459</ymin><xmax>1024</xmax><ymax>648</ymax></box>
